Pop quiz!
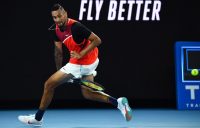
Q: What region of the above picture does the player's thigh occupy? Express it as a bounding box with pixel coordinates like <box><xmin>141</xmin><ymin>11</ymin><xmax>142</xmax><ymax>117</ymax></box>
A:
<box><xmin>81</xmin><ymin>75</ymin><xmax>94</xmax><ymax>91</ymax></box>
<box><xmin>82</xmin><ymin>75</ymin><xmax>94</xmax><ymax>82</ymax></box>
<box><xmin>46</xmin><ymin>70</ymin><xmax>73</xmax><ymax>87</ymax></box>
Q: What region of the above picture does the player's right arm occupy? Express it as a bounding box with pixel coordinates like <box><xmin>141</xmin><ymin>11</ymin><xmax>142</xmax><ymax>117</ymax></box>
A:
<box><xmin>54</xmin><ymin>41</ymin><xmax>63</xmax><ymax>70</ymax></box>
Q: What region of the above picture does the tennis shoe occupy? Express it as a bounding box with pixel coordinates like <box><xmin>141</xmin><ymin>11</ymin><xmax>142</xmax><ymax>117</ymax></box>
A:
<box><xmin>117</xmin><ymin>97</ymin><xmax>132</xmax><ymax>121</ymax></box>
<box><xmin>18</xmin><ymin>114</ymin><xmax>43</xmax><ymax>126</ymax></box>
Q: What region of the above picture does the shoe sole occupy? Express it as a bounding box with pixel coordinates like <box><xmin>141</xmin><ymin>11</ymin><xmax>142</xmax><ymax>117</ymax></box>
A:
<box><xmin>28</xmin><ymin>121</ymin><xmax>42</xmax><ymax>126</ymax></box>
<box><xmin>121</xmin><ymin>97</ymin><xmax>132</xmax><ymax>121</ymax></box>
<box><xmin>18</xmin><ymin>117</ymin><xmax>42</xmax><ymax>126</ymax></box>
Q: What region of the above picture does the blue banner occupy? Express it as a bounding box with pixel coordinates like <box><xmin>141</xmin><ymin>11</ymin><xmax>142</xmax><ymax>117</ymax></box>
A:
<box><xmin>175</xmin><ymin>41</ymin><xmax>200</xmax><ymax>110</ymax></box>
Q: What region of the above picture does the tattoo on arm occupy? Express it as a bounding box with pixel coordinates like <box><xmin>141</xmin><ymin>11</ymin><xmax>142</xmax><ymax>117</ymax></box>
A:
<box><xmin>54</xmin><ymin>46</ymin><xmax>63</xmax><ymax>70</ymax></box>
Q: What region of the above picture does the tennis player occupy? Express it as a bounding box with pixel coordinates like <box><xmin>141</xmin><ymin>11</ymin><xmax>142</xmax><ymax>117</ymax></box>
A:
<box><xmin>18</xmin><ymin>4</ymin><xmax>132</xmax><ymax>126</ymax></box>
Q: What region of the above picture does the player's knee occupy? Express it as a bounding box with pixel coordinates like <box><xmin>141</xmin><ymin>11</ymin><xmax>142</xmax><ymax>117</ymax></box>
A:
<box><xmin>82</xmin><ymin>91</ymin><xmax>91</xmax><ymax>100</ymax></box>
<box><xmin>81</xmin><ymin>87</ymin><xmax>92</xmax><ymax>99</ymax></box>
<box><xmin>44</xmin><ymin>80</ymin><xmax>56</xmax><ymax>91</ymax></box>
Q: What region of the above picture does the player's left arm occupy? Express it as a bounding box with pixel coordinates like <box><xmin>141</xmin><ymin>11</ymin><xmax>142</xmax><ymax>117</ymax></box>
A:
<box><xmin>80</xmin><ymin>32</ymin><xmax>101</xmax><ymax>57</ymax></box>
<box><xmin>71</xmin><ymin>33</ymin><xmax>101</xmax><ymax>59</ymax></box>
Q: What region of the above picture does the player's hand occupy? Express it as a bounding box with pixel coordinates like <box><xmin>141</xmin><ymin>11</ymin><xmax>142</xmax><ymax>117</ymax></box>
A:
<box><xmin>70</xmin><ymin>51</ymin><xmax>82</xmax><ymax>59</ymax></box>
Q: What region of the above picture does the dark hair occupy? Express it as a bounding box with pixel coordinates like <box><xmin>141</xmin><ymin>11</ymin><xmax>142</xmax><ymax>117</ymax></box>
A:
<box><xmin>51</xmin><ymin>4</ymin><xmax>64</xmax><ymax>12</ymax></box>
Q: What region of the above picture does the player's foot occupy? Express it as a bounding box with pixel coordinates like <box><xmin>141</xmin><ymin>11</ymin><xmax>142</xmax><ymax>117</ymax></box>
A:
<box><xmin>18</xmin><ymin>114</ymin><xmax>43</xmax><ymax>126</ymax></box>
<box><xmin>117</xmin><ymin>97</ymin><xmax>132</xmax><ymax>121</ymax></box>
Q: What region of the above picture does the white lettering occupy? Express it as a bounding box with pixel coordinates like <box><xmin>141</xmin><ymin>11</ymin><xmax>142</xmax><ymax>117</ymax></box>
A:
<box><xmin>186</xmin><ymin>103</ymin><xmax>200</xmax><ymax>108</ymax></box>
<box><xmin>87</xmin><ymin>0</ymin><xmax>93</xmax><ymax>20</ymax></box>
<box><xmin>79</xmin><ymin>0</ymin><xmax>87</xmax><ymax>20</ymax></box>
<box><xmin>143</xmin><ymin>0</ymin><xmax>152</xmax><ymax>21</ymax></box>
<box><xmin>152</xmin><ymin>0</ymin><xmax>161</xmax><ymax>20</ymax></box>
<box><xmin>127</xmin><ymin>0</ymin><xmax>135</xmax><ymax>20</ymax></box>
<box><xmin>108</xmin><ymin>0</ymin><xmax>117</xmax><ymax>20</ymax></box>
<box><xmin>185</xmin><ymin>85</ymin><xmax>199</xmax><ymax>100</ymax></box>
<box><xmin>95</xmin><ymin>0</ymin><xmax>104</xmax><ymax>20</ymax></box>
<box><xmin>80</xmin><ymin>0</ymin><xmax>162</xmax><ymax>21</ymax></box>
<box><xmin>118</xmin><ymin>0</ymin><xmax>126</xmax><ymax>21</ymax></box>
<box><xmin>135</xmin><ymin>0</ymin><xmax>143</xmax><ymax>20</ymax></box>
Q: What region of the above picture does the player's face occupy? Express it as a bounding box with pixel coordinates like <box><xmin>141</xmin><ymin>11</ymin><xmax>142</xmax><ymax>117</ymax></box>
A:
<box><xmin>51</xmin><ymin>9</ymin><xmax>68</xmax><ymax>28</ymax></box>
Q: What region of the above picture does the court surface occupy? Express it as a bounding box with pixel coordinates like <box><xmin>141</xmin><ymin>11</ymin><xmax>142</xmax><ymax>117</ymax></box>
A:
<box><xmin>0</xmin><ymin>109</ymin><xmax>200</xmax><ymax>128</ymax></box>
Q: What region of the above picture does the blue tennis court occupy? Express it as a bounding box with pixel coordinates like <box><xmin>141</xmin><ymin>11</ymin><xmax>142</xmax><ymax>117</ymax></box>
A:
<box><xmin>0</xmin><ymin>109</ymin><xmax>199</xmax><ymax>128</ymax></box>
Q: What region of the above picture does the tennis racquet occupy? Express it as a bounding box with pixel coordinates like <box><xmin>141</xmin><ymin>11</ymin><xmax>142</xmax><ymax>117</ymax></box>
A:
<box><xmin>73</xmin><ymin>79</ymin><xmax>105</xmax><ymax>91</ymax></box>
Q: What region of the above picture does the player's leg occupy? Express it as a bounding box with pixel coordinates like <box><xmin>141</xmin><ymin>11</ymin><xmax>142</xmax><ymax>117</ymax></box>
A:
<box><xmin>81</xmin><ymin>75</ymin><xmax>118</xmax><ymax>106</ymax></box>
<box><xmin>39</xmin><ymin>70</ymin><xmax>73</xmax><ymax>110</ymax></box>
<box><xmin>18</xmin><ymin>70</ymin><xmax>73</xmax><ymax>125</ymax></box>
<box><xmin>36</xmin><ymin>70</ymin><xmax>73</xmax><ymax>118</ymax></box>
<box><xmin>81</xmin><ymin>59</ymin><xmax>132</xmax><ymax>121</ymax></box>
<box><xmin>81</xmin><ymin>75</ymin><xmax>132</xmax><ymax>121</ymax></box>
<box><xmin>79</xmin><ymin>59</ymin><xmax>116</xmax><ymax>104</ymax></box>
